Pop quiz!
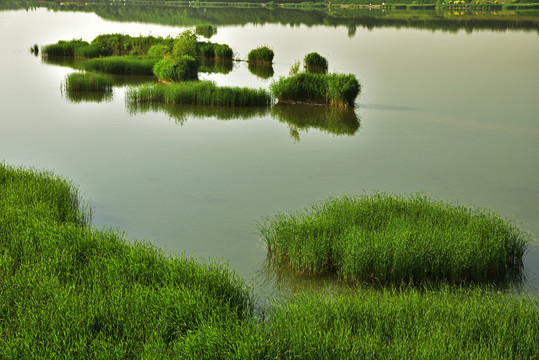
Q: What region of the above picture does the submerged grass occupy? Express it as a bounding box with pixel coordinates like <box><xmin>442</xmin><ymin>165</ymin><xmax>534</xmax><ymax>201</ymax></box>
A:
<box><xmin>1</xmin><ymin>164</ymin><xmax>537</xmax><ymax>359</ymax></box>
<box><xmin>65</xmin><ymin>72</ymin><xmax>113</xmax><ymax>92</ymax></box>
<box><xmin>126</xmin><ymin>81</ymin><xmax>272</xmax><ymax>107</ymax></box>
<box><xmin>270</xmin><ymin>71</ymin><xmax>360</xmax><ymax>108</ymax></box>
<box><xmin>257</xmin><ymin>193</ymin><xmax>529</xmax><ymax>284</ymax></box>
<box><xmin>83</xmin><ymin>55</ymin><xmax>160</xmax><ymax>75</ymax></box>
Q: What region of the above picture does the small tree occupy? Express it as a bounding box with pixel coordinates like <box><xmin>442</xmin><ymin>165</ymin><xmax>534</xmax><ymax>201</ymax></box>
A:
<box><xmin>172</xmin><ymin>29</ymin><xmax>198</xmax><ymax>59</ymax></box>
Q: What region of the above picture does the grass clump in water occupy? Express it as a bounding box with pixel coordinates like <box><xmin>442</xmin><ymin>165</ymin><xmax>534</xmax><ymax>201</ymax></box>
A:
<box><xmin>83</xmin><ymin>56</ymin><xmax>160</xmax><ymax>76</ymax></box>
<box><xmin>42</xmin><ymin>39</ymin><xmax>89</xmax><ymax>57</ymax></box>
<box><xmin>258</xmin><ymin>193</ymin><xmax>529</xmax><ymax>284</ymax></box>
<box><xmin>303</xmin><ymin>52</ymin><xmax>328</xmax><ymax>73</ymax></box>
<box><xmin>153</xmin><ymin>55</ymin><xmax>199</xmax><ymax>82</ymax></box>
<box><xmin>247</xmin><ymin>46</ymin><xmax>274</xmax><ymax>64</ymax></box>
<box><xmin>196</xmin><ymin>41</ymin><xmax>234</xmax><ymax>60</ymax></box>
<box><xmin>0</xmin><ymin>163</ymin><xmax>253</xmax><ymax>358</ymax></box>
<box><xmin>270</xmin><ymin>71</ymin><xmax>360</xmax><ymax>108</ymax></box>
<box><xmin>64</xmin><ymin>72</ymin><xmax>113</xmax><ymax>92</ymax></box>
<box><xmin>127</xmin><ymin>81</ymin><xmax>272</xmax><ymax>107</ymax></box>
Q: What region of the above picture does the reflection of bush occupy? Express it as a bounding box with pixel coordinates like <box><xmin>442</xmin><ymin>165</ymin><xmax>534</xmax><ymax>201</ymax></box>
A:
<box><xmin>126</xmin><ymin>102</ymin><xmax>269</xmax><ymax>125</ymax></box>
<box><xmin>270</xmin><ymin>104</ymin><xmax>360</xmax><ymax>140</ymax></box>
<box><xmin>64</xmin><ymin>90</ymin><xmax>113</xmax><ymax>104</ymax></box>
<box><xmin>199</xmin><ymin>59</ymin><xmax>234</xmax><ymax>74</ymax></box>
<box><xmin>248</xmin><ymin>63</ymin><xmax>274</xmax><ymax>80</ymax></box>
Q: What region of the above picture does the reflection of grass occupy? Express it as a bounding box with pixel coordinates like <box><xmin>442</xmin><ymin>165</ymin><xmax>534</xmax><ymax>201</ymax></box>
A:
<box><xmin>195</xmin><ymin>24</ymin><xmax>217</xmax><ymax>38</ymax></box>
<box><xmin>248</xmin><ymin>63</ymin><xmax>274</xmax><ymax>79</ymax></box>
<box><xmin>198</xmin><ymin>58</ymin><xmax>234</xmax><ymax>74</ymax></box>
<box><xmin>258</xmin><ymin>193</ymin><xmax>529</xmax><ymax>285</ymax></box>
<box><xmin>64</xmin><ymin>90</ymin><xmax>113</xmax><ymax>104</ymax></box>
<box><xmin>126</xmin><ymin>81</ymin><xmax>271</xmax><ymax>107</ymax></box>
<box><xmin>127</xmin><ymin>102</ymin><xmax>269</xmax><ymax>125</ymax></box>
<box><xmin>270</xmin><ymin>104</ymin><xmax>359</xmax><ymax>140</ymax></box>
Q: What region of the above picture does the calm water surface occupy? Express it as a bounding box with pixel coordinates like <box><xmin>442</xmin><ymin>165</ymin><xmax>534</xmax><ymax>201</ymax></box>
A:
<box><xmin>1</xmin><ymin>7</ymin><xmax>538</xmax><ymax>297</ymax></box>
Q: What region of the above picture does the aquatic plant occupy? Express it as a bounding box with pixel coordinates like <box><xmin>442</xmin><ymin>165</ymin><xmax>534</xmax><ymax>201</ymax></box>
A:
<box><xmin>247</xmin><ymin>46</ymin><xmax>274</xmax><ymax>64</ymax></box>
<box><xmin>126</xmin><ymin>81</ymin><xmax>272</xmax><ymax>107</ymax></box>
<box><xmin>303</xmin><ymin>52</ymin><xmax>328</xmax><ymax>72</ymax></box>
<box><xmin>270</xmin><ymin>72</ymin><xmax>360</xmax><ymax>108</ymax></box>
<box><xmin>64</xmin><ymin>72</ymin><xmax>113</xmax><ymax>92</ymax></box>
<box><xmin>83</xmin><ymin>56</ymin><xmax>159</xmax><ymax>75</ymax></box>
<box><xmin>90</xmin><ymin>33</ymin><xmax>168</xmax><ymax>56</ymax></box>
<box><xmin>29</xmin><ymin>44</ymin><xmax>39</xmax><ymax>56</ymax></box>
<box><xmin>74</xmin><ymin>44</ymin><xmax>101</xmax><ymax>58</ymax></box>
<box><xmin>42</xmin><ymin>39</ymin><xmax>89</xmax><ymax>57</ymax></box>
<box><xmin>258</xmin><ymin>193</ymin><xmax>529</xmax><ymax>284</ymax></box>
<box><xmin>248</xmin><ymin>63</ymin><xmax>274</xmax><ymax>79</ymax></box>
<box><xmin>153</xmin><ymin>55</ymin><xmax>199</xmax><ymax>82</ymax></box>
<box><xmin>196</xmin><ymin>41</ymin><xmax>233</xmax><ymax>60</ymax></box>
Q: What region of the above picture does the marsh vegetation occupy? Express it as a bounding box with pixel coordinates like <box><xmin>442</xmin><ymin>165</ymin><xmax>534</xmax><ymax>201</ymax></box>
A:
<box><xmin>247</xmin><ymin>46</ymin><xmax>274</xmax><ymax>64</ymax></box>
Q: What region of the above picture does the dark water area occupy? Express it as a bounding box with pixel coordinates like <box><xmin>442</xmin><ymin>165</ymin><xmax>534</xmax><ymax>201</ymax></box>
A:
<box><xmin>0</xmin><ymin>5</ymin><xmax>538</xmax><ymax>298</ymax></box>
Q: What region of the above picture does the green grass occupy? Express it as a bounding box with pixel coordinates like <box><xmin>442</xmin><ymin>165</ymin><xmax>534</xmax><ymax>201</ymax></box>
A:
<box><xmin>303</xmin><ymin>52</ymin><xmax>328</xmax><ymax>72</ymax></box>
<box><xmin>42</xmin><ymin>39</ymin><xmax>89</xmax><ymax>57</ymax></box>
<box><xmin>153</xmin><ymin>55</ymin><xmax>199</xmax><ymax>82</ymax></box>
<box><xmin>196</xmin><ymin>41</ymin><xmax>234</xmax><ymax>60</ymax></box>
<box><xmin>64</xmin><ymin>72</ymin><xmax>113</xmax><ymax>92</ymax></box>
<box><xmin>247</xmin><ymin>46</ymin><xmax>274</xmax><ymax>64</ymax></box>
<box><xmin>83</xmin><ymin>55</ymin><xmax>160</xmax><ymax>75</ymax></box>
<box><xmin>270</xmin><ymin>71</ymin><xmax>360</xmax><ymax>108</ymax></box>
<box><xmin>126</xmin><ymin>81</ymin><xmax>272</xmax><ymax>107</ymax></box>
<box><xmin>257</xmin><ymin>193</ymin><xmax>529</xmax><ymax>284</ymax></box>
<box><xmin>0</xmin><ymin>163</ymin><xmax>253</xmax><ymax>359</ymax></box>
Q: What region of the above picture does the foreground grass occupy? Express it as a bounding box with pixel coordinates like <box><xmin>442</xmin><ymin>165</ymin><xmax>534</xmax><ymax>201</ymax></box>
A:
<box><xmin>258</xmin><ymin>193</ymin><xmax>529</xmax><ymax>284</ymax></box>
<box><xmin>1</xmin><ymin>164</ymin><xmax>537</xmax><ymax>359</ymax></box>
<box><xmin>126</xmin><ymin>81</ymin><xmax>272</xmax><ymax>107</ymax></box>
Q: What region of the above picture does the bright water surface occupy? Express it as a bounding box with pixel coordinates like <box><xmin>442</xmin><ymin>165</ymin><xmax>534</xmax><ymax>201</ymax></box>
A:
<box><xmin>1</xmin><ymin>6</ymin><xmax>538</xmax><ymax>298</ymax></box>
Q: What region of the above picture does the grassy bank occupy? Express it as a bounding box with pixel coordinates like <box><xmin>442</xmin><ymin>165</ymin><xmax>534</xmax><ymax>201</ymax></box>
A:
<box><xmin>270</xmin><ymin>71</ymin><xmax>360</xmax><ymax>108</ymax></box>
<box><xmin>126</xmin><ymin>81</ymin><xmax>272</xmax><ymax>107</ymax></box>
<box><xmin>1</xmin><ymin>164</ymin><xmax>537</xmax><ymax>359</ymax></box>
<box><xmin>258</xmin><ymin>193</ymin><xmax>528</xmax><ymax>284</ymax></box>
<box><xmin>0</xmin><ymin>164</ymin><xmax>252</xmax><ymax>358</ymax></box>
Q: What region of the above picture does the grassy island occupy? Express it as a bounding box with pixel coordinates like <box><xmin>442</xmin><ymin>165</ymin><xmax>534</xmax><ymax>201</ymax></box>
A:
<box><xmin>247</xmin><ymin>46</ymin><xmax>274</xmax><ymax>64</ymax></box>
<box><xmin>1</xmin><ymin>164</ymin><xmax>538</xmax><ymax>358</ymax></box>
<box><xmin>258</xmin><ymin>193</ymin><xmax>529</xmax><ymax>284</ymax></box>
<box><xmin>270</xmin><ymin>72</ymin><xmax>361</xmax><ymax>108</ymax></box>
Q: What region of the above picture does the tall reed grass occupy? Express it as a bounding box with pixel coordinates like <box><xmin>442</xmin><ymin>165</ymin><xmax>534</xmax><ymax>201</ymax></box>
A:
<box><xmin>42</xmin><ymin>39</ymin><xmax>89</xmax><ymax>57</ymax></box>
<box><xmin>303</xmin><ymin>52</ymin><xmax>328</xmax><ymax>72</ymax></box>
<box><xmin>64</xmin><ymin>72</ymin><xmax>113</xmax><ymax>92</ymax></box>
<box><xmin>247</xmin><ymin>46</ymin><xmax>274</xmax><ymax>64</ymax></box>
<box><xmin>196</xmin><ymin>41</ymin><xmax>234</xmax><ymax>60</ymax></box>
<box><xmin>127</xmin><ymin>81</ymin><xmax>272</xmax><ymax>107</ymax></box>
<box><xmin>83</xmin><ymin>56</ymin><xmax>159</xmax><ymax>75</ymax></box>
<box><xmin>270</xmin><ymin>72</ymin><xmax>360</xmax><ymax>108</ymax></box>
<box><xmin>258</xmin><ymin>193</ymin><xmax>529</xmax><ymax>284</ymax></box>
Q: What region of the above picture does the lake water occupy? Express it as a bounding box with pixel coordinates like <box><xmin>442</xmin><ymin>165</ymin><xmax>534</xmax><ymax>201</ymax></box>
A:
<box><xmin>1</xmin><ymin>5</ymin><xmax>538</xmax><ymax>298</ymax></box>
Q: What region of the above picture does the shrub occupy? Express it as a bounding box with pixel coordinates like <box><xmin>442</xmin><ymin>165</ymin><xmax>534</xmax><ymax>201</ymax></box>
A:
<box><xmin>147</xmin><ymin>44</ymin><xmax>170</xmax><ymax>57</ymax></box>
<box><xmin>270</xmin><ymin>72</ymin><xmax>360</xmax><ymax>107</ymax></box>
<box><xmin>247</xmin><ymin>46</ymin><xmax>274</xmax><ymax>64</ymax></box>
<box><xmin>152</xmin><ymin>55</ymin><xmax>199</xmax><ymax>82</ymax></box>
<box><xmin>173</xmin><ymin>29</ymin><xmax>198</xmax><ymax>59</ymax></box>
<box><xmin>304</xmin><ymin>52</ymin><xmax>328</xmax><ymax>72</ymax></box>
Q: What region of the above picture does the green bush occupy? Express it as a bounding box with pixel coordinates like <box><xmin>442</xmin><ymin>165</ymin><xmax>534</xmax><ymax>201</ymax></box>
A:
<box><xmin>147</xmin><ymin>44</ymin><xmax>170</xmax><ymax>57</ymax></box>
<box><xmin>303</xmin><ymin>52</ymin><xmax>328</xmax><ymax>71</ymax></box>
<box><xmin>270</xmin><ymin>72</ymin><xmax>360</xmax><ymax>107</ymax></box>
<box><xmin>153</xmin><ymin>55</ymin><xmax>199</xmax><ymax>82</ymax></box>
<box><xmin>173</xmin><ymin>29</ymin><xmax>198</xmax><ymax>59</ymax></box>
<box><xmin>258</xmin><ymin>193</ymin><xmax>529</xmax><ymax>284</ymax></box>
<box><xmin>247</xmin><ymin>46</ymin><xmax>274</xmax><ymax>64</ymax></box>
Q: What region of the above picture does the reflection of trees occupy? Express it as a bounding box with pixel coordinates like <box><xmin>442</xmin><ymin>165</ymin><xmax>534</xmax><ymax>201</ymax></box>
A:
<box><xmin>10</xmin><ymin>2</ymin><xmax>539</xmax><ymax>34</ymax></box>
<box><xmin>271</xmin><ymin>104</ymin><xmax>360</xmax><ymax>142</ymax></box>
<box><xmin>126</xmin><ymin>102</ymin><xmax>269</xmax><ymax>125</ymax></box>
<box><xmin>248</xmin><ymin>63</ymin><xmax>274</xmax><ymax>80</ymax></box>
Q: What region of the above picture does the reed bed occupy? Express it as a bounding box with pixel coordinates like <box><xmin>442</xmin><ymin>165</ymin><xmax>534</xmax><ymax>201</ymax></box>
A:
<box><xmin>127</xmin><ymin>81</ymin><xmax>272</xmax><ymax>107</ymax></box>
<box><xmin>196</xmin><ymin>41</ymin><xmax>234</xmax><ymax>60</ymax></box>
<box><xmin>247</xmin><ymin>46</ymin><xmax>274</xmax><ymax>64</ymax></box>
<box><xmin>304</xmin><ymin>52</ymin><xmax>328</xmax><ymax>72</ymax></box>
<box><xmin>0</xmin><ymin>164</ymin><xmax>253</xmax><ymax>359</ymax></box>
<box><xmin>42</xmin><ymin>39</ymin><xmax>89</xmax><ymax>57</ymax></box>
<box><xmin>153</xmin><ymin>55</ymin><xmax>199</xmax><ymax>82</ymax></box>
<box><xmin>83</xmin><ymin>56</ymin><xmax>159</xmax><ymax>75</ymax></box>
<box><xmin>64</xmin><ymin>72</ymin><xmax>113</xmax><ymax>92</ymax></box>
<box><xmin>270</xmin><ymin>72</ymin><xmax>360</xmax><ymax>108</ymax></box>
<box><xmin>257</xmin><ymin>193</ymin><xmax>529</xmax><ymax>284</ymax></box>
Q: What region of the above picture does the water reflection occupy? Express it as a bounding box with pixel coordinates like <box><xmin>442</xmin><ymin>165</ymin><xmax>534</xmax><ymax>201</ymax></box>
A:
<box><xmin>63</xmin><ymin>90</ymin><xmax>113</xmax><ymax>104</ymax></box>
<box><xmin>271</xmin><ymin>104</ymin><xmax>360</xmax><ymax>142</ymax></box>
<box><xmin>199</xmin><ymin>58</ymin><xmax>234</xmax><ymax>75</ymax></box>
<box><xmin>248</xmin><ymin>63</ymin><xmax>274</xmax><ymax>80</ymax></box>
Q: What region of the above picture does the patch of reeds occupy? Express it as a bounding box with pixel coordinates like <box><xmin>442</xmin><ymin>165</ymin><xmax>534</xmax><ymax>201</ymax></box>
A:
<box><xmin>196</xmin><ymin>41</ymin><xmax>234</xmax><ymax>60</ymax></box>
<box><xmin>90</xmin><ymin>33</ymin><xmax>172</xmax><ymax>57</ymax></box>
<box><xmin>195</xmin><ymin>24</ymin><xmax>217</xmax><ymax>38</ymax></box>
<box><xmin>0</xmin><ymin>163</ymin><xmax>253</xmax><ymax>358</ymax></box>
<box><xmin>74</xmin><ymin>44</ymin><xmax>101</xmax><ymax>58</ymax></box>
<box><xmin>153</xmin><ymin>55</ymin><xmax>199</xmax><ymax>82</ymax></box>
<box><xmin>248</xmin><ymin>63</ymin><xmax>274</xmax><ymax>79</ymax></box>
<box><xmin>83</xmin><ymin>56</ymin><xmax>159</xmax><ymax>76</ymax></box>
<box><xmin>303</xmin><ymin>52</ymin><xmax>328</xmax><ymax>73</ymax></box>
<box><xmin>257</xmin><ymin>193</ymin><xmax>529</xmax><ymax>284</ymax></box>
<box><xmin>247</xmin><ymin>46</ymin><xmax>274</xmax><ymax>64</ymax></box>
<box><xmin>64</xmin><ymin>72</ymin><xmax>113</xmax><ymax>92</ymax></box>
<box><xmin>270</xmin><ymin>72</ymin><xmax>360</xmax><ymax>108</ymax></box>
<box><xmin>126</xmin><ymin>81</ymin><xmax>272</xmax><ymax>107</ymax></box>
<box><xmin>259</xmin><ymin>288</ymin><xmax>539</xmax><ymax>359</ymax></box>
<box><xmin>42</xmin><ymin>39</ymin><xmax>89</xmax><ymax>57</ymax></box>
<box><xmin>270</xmin><ymin>104</ymin><xmax>359</xmax><ymax>141</ymax></box>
